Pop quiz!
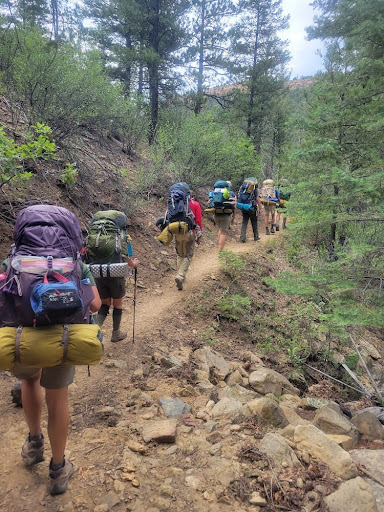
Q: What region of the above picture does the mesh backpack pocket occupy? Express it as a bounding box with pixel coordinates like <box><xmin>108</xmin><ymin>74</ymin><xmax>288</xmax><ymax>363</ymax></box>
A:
<box><xmin>30</xmin><ymin>271</ymin><xmax>83</xmax><ymax>324</ymax></box>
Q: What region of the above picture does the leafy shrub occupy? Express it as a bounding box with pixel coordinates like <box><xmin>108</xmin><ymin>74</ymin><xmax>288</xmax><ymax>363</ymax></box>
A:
<box><xmin>152</xmin><ymin>110</ymin><xmax>260</xmax><ymax>188</ymax></box>
<box><xmin>218</xmin><ymin>250</ymin><xmax>246</xmax><ymax>281</ymax></box>
<box><xmin>217</xmin><ymin>292</ymin><xmax>251</xmax><ymax>321</ymax></box>
<box><xmin>0</xmin><ymin>123</ymin><xmax>55</xmax><ymax>188</ymax></box>
<box><xmin>0</xmin><ymin>28</ymin><xmax>146</xmax><ymax>150</ymax></box>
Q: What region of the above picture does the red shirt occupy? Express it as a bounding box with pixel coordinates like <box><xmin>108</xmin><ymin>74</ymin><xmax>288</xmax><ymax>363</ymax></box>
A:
<box><xmin>190</xmin><ymin>199</ymin><xmax>202</xmax><ymax>232</ymax></box>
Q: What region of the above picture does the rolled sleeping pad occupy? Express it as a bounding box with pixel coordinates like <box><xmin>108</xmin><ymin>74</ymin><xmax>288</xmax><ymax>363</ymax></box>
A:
<box><xmin>167</xmin><ymin>221</ymin><xmax>189</xmax><ymax>235</ymax></box>
<box><xmin>277</xmin><ymin>199</ymin><xmax>288</xmax><ymax>209</ymax></box>
<box><xmin>88</xmin><ymin>262</ymin><xmax>129</xmax><ymax>278</ymax></box>
<box><xmin>260</xmin><ymin>197</ymin><xmax>279</xmax><ymax>205</ymax></box>
<box><xmin>156</xmin><ymin>226</ymin><xmax>173</xmax><ymax>246</ymax></box>
<box><xmin>0</xmin><ymin>324</ymin><xmax>104</xmax><ymax>370</ymax></box>
<box><xmin>237</xmin><ymin>202</ymin><xmax>254</xmax><ymax>211</ymax></box>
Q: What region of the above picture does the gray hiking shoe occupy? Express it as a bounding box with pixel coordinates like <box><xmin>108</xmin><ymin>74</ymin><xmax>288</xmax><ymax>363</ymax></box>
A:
<box><xmin>49</xmin><ymin>459</ymin><xmax>74</xmax><ymax>495</ymax></box>
<box><xmin>111</xmin><ymin>330</ymin><xmax>127</xmax><ymax>343</ymax></box>
<box><xmin>265</xmin><ymin>227</ymin><xmax>270</xmax><ymax>235</ymax></box>
<box><xmin>275</xmin><ymin>224</ymin><xmax>280</xmax><ymax>232</ymax></box>
<box><xmin>175</xmin><ymin>276</ymin><xmax>183</xmax><ymax>290</ymax></box>
<box><xmin>21</xmin><ymin>433</ymin><xmax>45</xmax><ymax>466</ymax></box>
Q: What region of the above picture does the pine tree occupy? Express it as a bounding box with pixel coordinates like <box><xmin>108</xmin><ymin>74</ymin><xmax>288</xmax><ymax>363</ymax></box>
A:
<box><xmin>277</xmin><ymin>0</ymin><xmax>384</xmax><ymax>331</ymax></box>
<box><xmin>228</xmin><ymin>0</ymin><xmax>289</xmax><ymax>153</ymax></box>
<box><xmin>184</xmin><ymin>0</ymin><xmax>236</xmax><ymax>114</ymax></box>
<box><xmin>84</xmin><ymin>0</ymin><xmax>188</xmax><ymax>143</ymax></box>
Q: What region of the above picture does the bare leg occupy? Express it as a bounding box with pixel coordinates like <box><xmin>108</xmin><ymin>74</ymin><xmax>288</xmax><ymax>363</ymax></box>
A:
<box><xmin>45</xmin><ymin>387</ymin><xmax>70</xmax><ymax>465</ymax></box>
<box><xmin>112</xmin><ymin>298</ymin><xmax>123</xmax><ymax>309</ymax></box>
<box><xmin>22</xmin><ymin>371</ymin><xmax>43</xmax><ymax>437</ymax></box>
<box><xmin>218</xmin><ymin>229</ymin><xmax>227</xmax><ymax>252</ymax></box>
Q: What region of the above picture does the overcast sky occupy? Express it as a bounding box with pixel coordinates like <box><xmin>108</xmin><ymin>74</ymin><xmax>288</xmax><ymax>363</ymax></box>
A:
<box><xmin>280</xmin><ymin>0</ymin><xmax>325</xmax><ymax>78</ymax></box>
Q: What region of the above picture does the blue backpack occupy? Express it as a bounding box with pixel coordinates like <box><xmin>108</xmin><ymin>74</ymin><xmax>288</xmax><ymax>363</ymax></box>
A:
<box><xmin>237</xmin><ymin>177</ymin><xmax>258</xmax><ymax>211</ymax></box>
<box><xmin>208</xmin><ymin>180</ymin><xmax>235</xmax><ymax>212</ymax></box>
<box><xmin>166</xmin><ymin>182</ymin><xmax>195</xmax><ymax>229</ymax></box>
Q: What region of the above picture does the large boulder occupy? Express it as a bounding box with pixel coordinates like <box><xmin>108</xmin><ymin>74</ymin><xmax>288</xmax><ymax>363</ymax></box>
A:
<box><xmin>294</xmin><ymin>425</ymin><xmax>358</xmax><ymax>480</ymax></box>
<box><xmin>324</xmin><ymin>477</ymin><xmax>378</xmax><ymax>512</ymax></box>
<box><xmin>249</xmin><ymin>368</ymin><xmax>299</xmax><ymax>396</ymax></box>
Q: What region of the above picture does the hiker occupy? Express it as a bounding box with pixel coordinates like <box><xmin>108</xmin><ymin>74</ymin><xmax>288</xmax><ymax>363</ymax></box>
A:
<box><xmin>260</xmin><ymin>179</ymin><xmax>280</xmax><ymax>235</ymax></box>
<box><xmin>85</xmin><ymin>210</ymin><xmax>140</xmax><ymax>343</ymax></box>
<box><xmin>0</xmin><ymin>204</ymin><xmax>101</xmax><ymax>495</ymax></box>
<box><xmin>156</xmin><ymin>183</ymin><xmax>201</xmax><ymax>291</ymax></box>
<box><xmin>237</xmin><ymin>177</ymin><xmax>262</xmax><ymax>243</ymax></box>
<box><xmin>206</xmin><ymin>180</ymin><xmax>236</xmax><ymax>251</ymax></box>
<box><xmin>276</xmin><ymin>188</ymin><xmax>291</xmax><ymax>230</ymax></box>
<box><xmin>173</xmin><ymin>189</ymin><xmax>202</xmax><ymax>290</ymax></box>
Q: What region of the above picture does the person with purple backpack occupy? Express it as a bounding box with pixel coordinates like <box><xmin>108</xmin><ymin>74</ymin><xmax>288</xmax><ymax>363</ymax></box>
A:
<box><xmin>0</xmin><ymin>204</ymin><xmax>101</xmax><ymax>495</ymax></box>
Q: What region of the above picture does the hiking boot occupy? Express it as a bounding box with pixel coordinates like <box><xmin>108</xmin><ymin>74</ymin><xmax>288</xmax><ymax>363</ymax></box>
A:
<box><xmin>175</xmin><ymin>276</ymin><xmax>183</xmax><ymax>290</ymax></box>
<box><xmin>270</xmin><ymin>225</ymin><xmax>275</xmax><ymax>234</ymax></box>
<box><xmin>49</xmin><ymin>458</ymin><xmax>74</xmax><ymax>496</ymax></box>
<box><xmin>21</xmin><ymin>433</ymin><xmax>45</xmax><ymax>466</ymax></box>
<box><xmin>254</xmin><ymin>235</ymin><xmax>261</xmax><ymax>241</ymax></box>
<box><xmin>275</xmin><ymin>224</ymin><xmax>280</xmax><ymax>232</ymax></box>
<box><xmin>239</xmin><ymin>239</ymin><xmax>246</xmax><ymax>243</ymax></box>
<box><xmin>265</xmin><ymin>227</ymin><xmax>270</xmax><ymax>235</ymax></box>
<box><xmin>111</xmin><ymin>330</ymin><xmax>127</xmax><ymax>343</ymax></box>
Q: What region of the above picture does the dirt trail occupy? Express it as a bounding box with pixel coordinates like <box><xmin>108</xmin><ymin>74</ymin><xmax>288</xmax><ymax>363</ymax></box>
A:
<box><xmin>132</xmin><ymin>237</ymin><xmax>265</xmax><ymax>335</ymax></box>
<box><xmin>0</xmin><ymin>230</ymin><xmax>279</xmax><ymax>512</ymax></box>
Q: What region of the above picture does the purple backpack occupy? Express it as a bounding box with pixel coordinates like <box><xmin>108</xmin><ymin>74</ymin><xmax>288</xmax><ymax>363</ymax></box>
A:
<box><xmin>0</xmin><ymin>205</ymin><xmax>94</xmax><ymax>327</ymax></box>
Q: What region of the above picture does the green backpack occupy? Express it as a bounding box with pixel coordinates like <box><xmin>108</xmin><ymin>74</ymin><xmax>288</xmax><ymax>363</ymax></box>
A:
<box><xmin>86</xmin><ymin>210</ymin><xmax>129</xmax><ymax>264</ymax></box>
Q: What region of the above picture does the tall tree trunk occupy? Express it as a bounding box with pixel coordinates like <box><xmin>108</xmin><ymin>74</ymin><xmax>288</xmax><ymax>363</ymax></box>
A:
<box><xmin>51</xmin><ymin>0</ymin><xmax>59</xmax><ymax>40</ymax></box>
<box><xmin>328</xmin><ymin>184</ymin><xmax>339</xmax><ymax>261</ymax></box>
<box><xmin>138</xmin><ymin>63</ymin><xmax>144</xmax><ymax>95</ymax></box>
<box><xmin>194</xmin><ymin>0</ymin><xmax>206</xmax><ymax>115</ymax></box>
<box><xmin>124</xmin><ymin>34</ymin><xmax>132</xmax><ymax>95</ymax></box>
<box><xmin>148</xmin><ymin>0</ymin><xmax>160</xmax><ymax>144</ymax></box>
<box><xmin>246</xmin><ymin>7</ymin><xmax>260</xmax><ymax>145</ymax></box>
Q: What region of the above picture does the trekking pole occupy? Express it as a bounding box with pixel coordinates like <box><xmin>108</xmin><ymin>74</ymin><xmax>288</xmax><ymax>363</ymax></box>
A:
<box><xmin>132</xmin><ymin>267</ymin><xmax>137</xmax><ymax>344</ymax></box>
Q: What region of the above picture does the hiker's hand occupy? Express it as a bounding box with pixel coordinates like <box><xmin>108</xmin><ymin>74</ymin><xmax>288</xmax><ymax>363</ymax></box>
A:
<box><xmin>128</xmin><ymin>258</ymin><xmax>140</xmax><ymax>268</ymax></box>
<box><xmin>196</xmin><ymin>236</ymin><xmax>202</xmax><ymax>245</ymax></box>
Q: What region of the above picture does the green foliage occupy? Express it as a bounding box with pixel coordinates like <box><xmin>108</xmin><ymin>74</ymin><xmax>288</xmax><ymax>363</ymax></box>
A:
<box><xmin>152</xmin><ymin>110</ymin><xmax>260</xmax><ymax>188</ymax></box>
<box><xmin>59</xmin><ymin>163</ymin><xmax>78</xmax><ymax>188</ymax></box>
<box><xmin>0</xmin><ymin>28</ymin><xmax>147</xmax><ymax>149</ymax></box>
<box><xmin>218</xmin><ymin>249</ymin><xmax>246</xmax><ymax>281</ymax></box>
<box><xmin>217</xmin><ymin>292</ymin><xmax>251</xmax><ymax>321</ymax></box>
<box><xmin>344</xmin><ymin>351</ymin><xmax>359</xmax><ymax>371</ymax></box>
<box><xmin>276</xmin><ymin>0</ymin><xmax>384</xmax><ymax>336</ymax></box>
<box><xmin>0</xmin><ymin>123</ymin><xmax>55</xmax><ymax>188</ymax></box>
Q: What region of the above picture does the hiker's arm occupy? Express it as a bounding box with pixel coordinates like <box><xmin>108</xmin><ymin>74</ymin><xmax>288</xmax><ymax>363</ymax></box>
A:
<box><xmin>257</xmin><ymin>196</ymin><xmax>262</xmax><ymax>214</ymax></box>
<box><xmin>90</xmin><ymin>286</ymin><xmax>102</xmax><ymax>313</ymax></box>
<box><xmin>193</xmin><ymin>202</ymin><xmax>203</xmax><ymax>232</ymax></box>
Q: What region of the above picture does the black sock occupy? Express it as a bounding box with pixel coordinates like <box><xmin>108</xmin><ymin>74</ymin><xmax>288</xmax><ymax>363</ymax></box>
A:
<box><xmin>112</xmin><ymin>308</ymin><xmax>123</xmax><ymax>331</ymax></box>
<box><xmin>97</xmin><ymin>304</ymin><xmax>110</xmax><ymax>326</ymax></box>
<box><xmin>50</xmin><ymin>457</ymin><xmax>65</xmax><ymax>471</ymax></box>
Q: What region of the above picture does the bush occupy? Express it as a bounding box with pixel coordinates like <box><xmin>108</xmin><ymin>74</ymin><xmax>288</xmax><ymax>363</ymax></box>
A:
<box><xmin>152</xmin><ymin>110</ymin><xmax>260</xmax><ymax>189</ymax></box>
<box><xmin>0</xmin><ymin>28</ymin><xmax>147</xmax><ymax>149</ymax></box>
<box><xmin>0</xmin><ymin>123</ymin><xmax>55</xmax><ymax>188</ymax></box>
